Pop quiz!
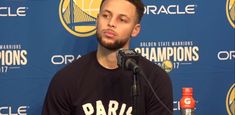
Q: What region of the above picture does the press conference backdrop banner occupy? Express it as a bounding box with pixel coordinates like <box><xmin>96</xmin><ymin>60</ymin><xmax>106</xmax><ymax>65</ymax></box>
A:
<box><xmin>0</xmin><ymin>0</ymin><xmax>234</xmax><ymax>115</ymax></box>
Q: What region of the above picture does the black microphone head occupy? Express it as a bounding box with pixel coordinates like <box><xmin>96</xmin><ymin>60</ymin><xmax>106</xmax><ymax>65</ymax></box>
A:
<box><xmin>116</xmin><ymin>49</ymin><xmax>140</xmax><ymax>70</ymax></box>
<box><xmin>117</xmin><ymin>49</ymin><xmax>125</xmax><ymax>69</ymax></box>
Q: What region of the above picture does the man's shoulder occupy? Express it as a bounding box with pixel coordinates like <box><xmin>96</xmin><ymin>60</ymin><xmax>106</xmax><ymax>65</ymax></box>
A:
<box><xmin>60</xmin><ymin>51</ymin><xmax>96</xmax><ymax>72</ymax></box>
<box><xmin>139</xmin><ymin>56</ymin><xmax>161</xmax><ymax>71</ymax></box>
<box><xmin>139</xmin><ymin>56</ymin><xmax>169</xmax><ymax>78</ymax></box>
<box><xmin>52</xmin><ymin>51</ymin><xmax>96</xmax><ymax>81</ymax></box>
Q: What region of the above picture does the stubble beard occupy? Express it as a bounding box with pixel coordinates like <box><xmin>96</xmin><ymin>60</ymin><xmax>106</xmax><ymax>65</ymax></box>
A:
<box><xmin>96</xmin><ymin>31</ymin><xmax>129</xmax><ymax>51</ymax></box>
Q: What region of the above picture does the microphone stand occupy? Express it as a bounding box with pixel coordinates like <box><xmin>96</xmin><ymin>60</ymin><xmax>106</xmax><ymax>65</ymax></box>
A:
<box><xmin>132</xmin><ymin>68</ymin><xmax>139</xmax><ymax>115</ymax></box>
<box><xmin>117</xmin><ymin>49</ymin><xmax>141</xmax><ymax>115</ymax></box>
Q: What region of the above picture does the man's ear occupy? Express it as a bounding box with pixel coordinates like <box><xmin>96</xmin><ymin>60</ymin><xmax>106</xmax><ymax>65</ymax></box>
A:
<box><xmin>96</xmin><ymin>14</ymin><xmax>99</xmax><ymax>23</ymax></box>
<box><xmin>131</xmin><ymin>24</ymin><xmax>141</xmax><ymax>37</ymax></box>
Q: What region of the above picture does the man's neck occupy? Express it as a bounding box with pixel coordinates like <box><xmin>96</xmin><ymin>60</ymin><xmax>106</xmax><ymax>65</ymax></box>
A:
<box><xmin>96</xmin><ymin>45</ymin><xmax>119</xmax><ymax>69</ymax></box>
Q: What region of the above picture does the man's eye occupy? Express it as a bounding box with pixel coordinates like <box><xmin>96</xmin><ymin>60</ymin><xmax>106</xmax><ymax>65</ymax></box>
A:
<box><xmin>102</xmin><ymin>14</ymin><xmax>109</xmax><ymax>18</ymax></box>
<box><xmin>120</xmin><ymin>18</ymin><xmax>127</xmax><ymax>23</ymax></box>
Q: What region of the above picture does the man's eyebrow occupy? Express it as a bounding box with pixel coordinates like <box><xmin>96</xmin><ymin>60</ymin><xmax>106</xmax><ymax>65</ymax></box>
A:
<box><xmin>101</xmin><ymin>9</ymin><xmax>112</xmax><ymax>14</ymax></box>
<box><xmin>101</xmin><ymin>9</ymin><xmax>129</xmax><ymax>18</ymax></box>
<box><xmin>120</xmin><ymin>14</ymin><xmax>129</xmax><ymax>18</ymax></box>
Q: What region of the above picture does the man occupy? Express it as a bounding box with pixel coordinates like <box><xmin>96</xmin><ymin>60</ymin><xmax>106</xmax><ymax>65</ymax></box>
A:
<box><xmin>42</xmin><ymin>0</ymin><xmax>173</xmax><ymax>115</ymax></box>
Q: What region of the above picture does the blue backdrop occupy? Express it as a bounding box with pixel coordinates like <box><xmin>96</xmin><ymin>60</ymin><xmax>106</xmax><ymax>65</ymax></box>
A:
<box><xmin>0</xmin><ymin>0</ymin><xmax>234</xmax><ymax>115</ymax></box>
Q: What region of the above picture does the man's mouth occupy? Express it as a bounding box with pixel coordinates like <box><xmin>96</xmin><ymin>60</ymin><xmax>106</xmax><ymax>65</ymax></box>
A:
<box><xmin>104</xmin><ymin>29</ymin><xmax>117</xmax><ymax>38</ymax></box>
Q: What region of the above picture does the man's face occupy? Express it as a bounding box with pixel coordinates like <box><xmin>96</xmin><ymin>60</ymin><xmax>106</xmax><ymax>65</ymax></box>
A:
<box><xmin>96</xmin><ymin>0</ymin><xmax>141</xmax><ymax>51</ymax></box>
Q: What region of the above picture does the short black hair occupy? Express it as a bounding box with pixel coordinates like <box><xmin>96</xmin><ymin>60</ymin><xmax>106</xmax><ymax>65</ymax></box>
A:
<box><xmin>100</xmin><ymin>0</ymin><xmax>145</xmax><ymax>23</ymax></box>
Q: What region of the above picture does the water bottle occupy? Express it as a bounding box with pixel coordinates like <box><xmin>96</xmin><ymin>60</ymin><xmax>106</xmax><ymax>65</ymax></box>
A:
<box><xmin>180</xmin><ymin>87</ymin><xmax>196</xmax><ymax>115</ymax></box>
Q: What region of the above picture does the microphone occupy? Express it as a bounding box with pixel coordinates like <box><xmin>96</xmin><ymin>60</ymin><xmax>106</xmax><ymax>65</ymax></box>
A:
<box><xmin>117</xmin><ymin>49</ymin><xmax>140</xmax><ymax>72</ymax></box>
<box><xmin>117</xmin><ymin>49</ymin><xmax>140</xmax><ymax>115</ymax></box>
<box><xmin>117</xmin><ymin>49</ymin><xmax>173</xmax><ymax>114</ymax></box>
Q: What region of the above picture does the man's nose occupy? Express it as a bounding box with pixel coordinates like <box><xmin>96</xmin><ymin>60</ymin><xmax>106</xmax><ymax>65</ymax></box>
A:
<box><xmin>108</xmin><ymin>17</ymin><xmax>116</xmax><ymax>28</ymax></box>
